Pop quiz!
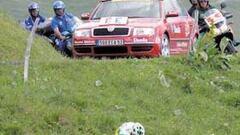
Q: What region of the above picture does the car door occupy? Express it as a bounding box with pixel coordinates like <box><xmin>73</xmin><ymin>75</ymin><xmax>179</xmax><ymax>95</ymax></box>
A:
<box><xmin>163</xmin><ymin>0</ymin><xmax>193</xmax><ymax>54</ymax></box>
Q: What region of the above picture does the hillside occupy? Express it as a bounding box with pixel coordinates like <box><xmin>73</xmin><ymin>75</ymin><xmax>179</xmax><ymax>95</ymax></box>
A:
<box><xmin>0</xmin><ymin>0</ymin><xmax>239</xmax><ymax>40</ymax></box>
<box><xmin>1</xmin><ymin>11</ymin><xmax>240</xmax><ymax>135</ymax></box>
<box><xmin>0</xmin><ymin>0</ymin><xmax>98</xmax><ymax>20</ymax></box>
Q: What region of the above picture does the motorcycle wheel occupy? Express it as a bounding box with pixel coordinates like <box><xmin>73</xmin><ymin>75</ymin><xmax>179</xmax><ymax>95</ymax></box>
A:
<box><xmin>225</xmin><ymin>39</ymin><xmax>238</xmax><ymax>54</ymax></box>
<box><xmin>64</xmin><ymin>48</ymin><xmax>72</xmax><ymax>57</ymax></box>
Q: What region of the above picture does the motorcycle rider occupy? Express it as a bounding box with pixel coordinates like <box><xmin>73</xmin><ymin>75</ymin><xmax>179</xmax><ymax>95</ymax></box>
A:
<box><xmin>197</xmin><ymin>0</ymin><xmax>238</xmax><ymax>53</ymax></box>
<box><xmin>23</xmin><ymin>2</ymin><xmax>46</xmax><ymax>31</ymax></box>
<box><xmin>51</xmin><ymin>0</ymin><xmax>81</xmax><ymax>55</ymax></box>
<box><xmin>188</xmin><ymin>0</ymin><xmax>199</xmax><ymax>17</ymax></box>
<box><xmin>197</xmin><ymin>0</ymin><xmax>214</xmax><ymax>33</ymax></box>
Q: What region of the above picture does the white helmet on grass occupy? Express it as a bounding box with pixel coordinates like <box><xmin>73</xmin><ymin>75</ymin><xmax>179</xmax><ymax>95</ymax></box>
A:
<box><xmin>116</xmin><ymin>122</ymin><xmax>145</xmax><ymax>135</ymax></box>
<box><xmin>131</xmin><ymin>122</ymin><xmax>145</xmax><ymax>135</ymax></box>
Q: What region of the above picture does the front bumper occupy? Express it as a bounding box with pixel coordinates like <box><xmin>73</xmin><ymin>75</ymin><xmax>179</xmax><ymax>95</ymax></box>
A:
<box><xmin>72</xmin><ymin>44</ymin><xmax>160</xmax><ymax>58</ymax></box>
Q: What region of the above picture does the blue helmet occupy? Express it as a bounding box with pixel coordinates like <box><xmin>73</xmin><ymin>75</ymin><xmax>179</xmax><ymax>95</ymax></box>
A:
<box><xmin>28</xmin><ymin>2</ymin><xmax>39</xmax><ymax>11</ymax></box>
<box><xmin>53</xmin><ymin>0</ymin><xmax>65</xmax><ymax>9</ymax></box>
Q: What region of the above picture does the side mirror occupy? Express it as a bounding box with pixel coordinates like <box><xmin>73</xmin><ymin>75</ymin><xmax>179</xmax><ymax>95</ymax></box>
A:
<box><xmin>81</xmin><ymin>12</ymin><xmax>90</xmax><ymax>20</ymax></box>
<box><xmin>220</xmin><ymin>2</ymin><xmax>227</xmax><ymax>9</ymax></box>
<box><xmin>166</xmin><ymin>11</ymin><xmax>179</xmax><ymax>18</ymax></box>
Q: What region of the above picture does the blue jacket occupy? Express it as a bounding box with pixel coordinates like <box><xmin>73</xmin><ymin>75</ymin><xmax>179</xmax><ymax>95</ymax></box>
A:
<box><xmin>51</xmin><ymin>13</ymin><xmax>76</xmax><ymax>33</ymax></box>
<box><xmin>24</xmin><ymin>15</ymin><xmax>46</xmax><ymax>31</ymax></box>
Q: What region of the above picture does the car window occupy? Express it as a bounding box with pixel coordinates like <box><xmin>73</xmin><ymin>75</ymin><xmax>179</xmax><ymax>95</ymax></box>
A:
<box><xmin>176</xmin><ymin>0</ymin><xmax>188</xmax><ymax>16</ymax></box>
<box><xmin>163</xmin><ymin>0</ymin><xmax>188</xmax><ymax>16</ymax></box>
<box><xmin>92</xmin><ymin>0</ymin><xmax>160</xmax><ymax>19</ymax></box>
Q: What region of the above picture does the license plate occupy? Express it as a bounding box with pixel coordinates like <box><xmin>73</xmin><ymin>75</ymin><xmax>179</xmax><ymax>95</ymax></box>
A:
<box><xmin>96</xmin><ymin>40</ymin><xmax>124</xmax><ymax>46</ymax></box>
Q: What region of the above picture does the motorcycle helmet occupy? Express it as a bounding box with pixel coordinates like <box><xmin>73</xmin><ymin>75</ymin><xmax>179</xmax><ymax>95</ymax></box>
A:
<box><xmin>53</xmin><ymin>0</ymin><xmax>65</xmax><ymax>16</ymax></box>
<box><xmin>28</xmin><ymin>2</ymin><xmax>39</xmax><ymax>13</ymax></box>
<box><xmin>198</xmin><ymin>0</ymin><xmax>209</xmax><ymax>5</ymax></box>
<box><xmin>131</xmin><ymin>123</ymin><xmax>145</xmax><ymax>135</ymax></box>
<box><xmin>190</xmin><ymin>0</ymin><xmax>198</xmax><ymax>6</ymax></box>
<box><xmin>53</xmin><ymin>0</ymin><xmax>65</xmax><ymax>10</ymax></box>
<box><xmin>190</xmin><ymin>0</ymin><xmax>198</xmax><ymax>4</ymax></box>
<box><xmin>198</xmin><ymin>0</ymin><xmax>209</xmax><ymax>8</ymax></box>
<box><xmin>115</xmin><ymin>122</ymin><xmax>145</xmax><ymax>135</ymax></box>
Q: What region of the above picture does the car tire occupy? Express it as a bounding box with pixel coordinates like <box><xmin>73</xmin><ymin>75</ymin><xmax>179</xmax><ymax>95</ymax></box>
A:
<box><xmin>161</xmin><ymin>34</ymin><xmax>170</xmax><ymax>57</ymax></box>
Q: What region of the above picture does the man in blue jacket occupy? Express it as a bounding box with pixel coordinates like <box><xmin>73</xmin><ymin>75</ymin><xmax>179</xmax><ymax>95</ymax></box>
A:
<box><xmin>51</xmin><ymin>0</ymin><xmax>81</xmax><ymax>55</ymax></box>
<box><xmin>23</xmin><ymin>2</ymin><xmax>46</xmax><ymax>31</ymax></box>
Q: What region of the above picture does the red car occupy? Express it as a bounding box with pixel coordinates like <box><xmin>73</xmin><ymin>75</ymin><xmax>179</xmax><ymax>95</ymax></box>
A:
<box><xmin>72</xmin><ymin>0</ymin><xmax>198</xmax><ymax>58</ymax></box>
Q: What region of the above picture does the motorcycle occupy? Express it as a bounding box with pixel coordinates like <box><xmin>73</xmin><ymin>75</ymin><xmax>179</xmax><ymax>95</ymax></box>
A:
<box><xmin>199</xmin><ymin>4</ymin><xmax>238</xmax><ymax>54</ymax></box>
<box><xmin>20</xmin><ymin>17</ymin><xmax>83</xmax><ymax>57</ymax></box>
<box><xmin>51</xmin><ymin>31</ymin><xmax>73</xmax><ymax>57</ymax></box>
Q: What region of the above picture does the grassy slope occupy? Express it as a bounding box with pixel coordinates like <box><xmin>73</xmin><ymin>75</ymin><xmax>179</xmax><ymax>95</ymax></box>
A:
<box><xmin>1</xmin><ymin>10</ymin><xmax>240</xmax><ymax>135</ymax></box>
<box><xmin>0</xmin><ymin>0</ymin><xmax>239</xmax><ymax>40</ymax></box>
<box><xmin>0</xmin><ymin>0</ymin><xmax>98</xmax><ymax>20</ymax></box>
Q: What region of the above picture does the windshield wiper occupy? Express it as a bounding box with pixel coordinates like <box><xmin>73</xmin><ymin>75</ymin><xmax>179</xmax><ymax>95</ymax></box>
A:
<box><xmin>92</xmin><ymin>17</ymin><xmax>101</xmax><ymax>20</ymax></box>
<box><xmin>92</xmin><ymin>16</ymin><xmax>146</xmax><ymax>20</ymax></box>
<box><xmin>128</xmin><ymin>16</ymin><xmax>145</xmax><ymax>18</ymax></box>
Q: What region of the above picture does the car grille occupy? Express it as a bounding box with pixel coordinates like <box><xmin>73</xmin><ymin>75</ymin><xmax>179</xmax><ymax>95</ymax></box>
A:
<box><xmin>93</xmin><ymin>27</ymin><xmax>129</xmax><ymax>36</ymax></box>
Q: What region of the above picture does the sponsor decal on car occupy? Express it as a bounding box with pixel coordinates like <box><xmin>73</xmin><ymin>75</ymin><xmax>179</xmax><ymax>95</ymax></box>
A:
<box><xmin>74</xmin><ymin>40</ymin><xmax>95</xmax><ymax>45</ymax></box>
<box><xmin>133</xmin><ymin>38</ymin><xmax>148</xmax><ymax>43</ymax></box>
<box><xmin>171</xmin><ymin>24</ymin><xmax>181</xmax><ymax>33</ymax></box>
<box><xmin>176</xmin><ymin>41</ymin><xmax>188</xmax><ymax>48</ymax></box>
<box><xmin>185</xmin><ymin>22</ymin><xmax>190</xmax><ymax>37</ymax></box>
<box><xmin>100</xmin><ymin>17</ymin><xmax>128</xmax><ymax>25</ymax></box>
<box><xmin>83</xmin><ymin>40</ymin><xmax>95</xmax><ymax>45</ymax></box>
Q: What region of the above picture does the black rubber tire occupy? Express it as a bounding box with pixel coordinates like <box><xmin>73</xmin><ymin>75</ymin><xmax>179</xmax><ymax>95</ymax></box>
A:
<box><xmin>225</xmin><ymin>39</ymin><xmax>238</xmax><ymax>54</ymax></box>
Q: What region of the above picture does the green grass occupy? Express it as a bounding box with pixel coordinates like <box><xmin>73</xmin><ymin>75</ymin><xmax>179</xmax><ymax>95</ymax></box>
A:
<box><xmin>1</xmin><ymin>9</ymin><xmax>240</xmax><ymax>135</ymax></box>
<box><xmin>0</xmin><ymin>0</ymin><xmax>98</xmax><ymax>21</ymax></box>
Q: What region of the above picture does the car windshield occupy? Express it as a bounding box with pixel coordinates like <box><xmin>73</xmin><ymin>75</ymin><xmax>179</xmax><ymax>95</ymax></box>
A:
<box><xmin>92</xmin><ymin>0</ymin><xmax>160</xmax><ymax>19</ymax></box>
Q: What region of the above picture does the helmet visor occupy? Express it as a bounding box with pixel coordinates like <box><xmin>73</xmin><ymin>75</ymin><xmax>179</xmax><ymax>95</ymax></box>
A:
<box><xmin>199</xmin><ymin>0</ymin><xmax>209</xmax><ymax>3</ymax></box>
<box><xmin>29</xmin><ymin>9</ymin><xmax>39</xmax><ymax>16</ymax></box>
<box><xmin>29</xmin><ymin>9</ymin><xmax>39</xmax><ymax>12</ymax></box>
<box><xmin>54</xmin><ymin>8</ymin><xmax>64</xmax><ymax>16</ymax></box>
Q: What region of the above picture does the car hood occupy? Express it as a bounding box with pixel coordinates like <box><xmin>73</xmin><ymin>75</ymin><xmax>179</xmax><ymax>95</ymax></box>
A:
<box><xmin>77</xmin><ymin>18</ymin><xmax>162</xmax><ymax>29</ymax></box>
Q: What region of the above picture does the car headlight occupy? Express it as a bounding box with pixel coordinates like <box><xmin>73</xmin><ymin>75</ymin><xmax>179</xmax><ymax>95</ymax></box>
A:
<box><xmin>133</xmin><ymin>28</ymin><xmax>154</xmax><ymax>36</ymax></box>
<box><xmin>74</xmin><ymin>29</ymin><xmax>91</xmax><ymax>37</ymax></box>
